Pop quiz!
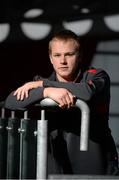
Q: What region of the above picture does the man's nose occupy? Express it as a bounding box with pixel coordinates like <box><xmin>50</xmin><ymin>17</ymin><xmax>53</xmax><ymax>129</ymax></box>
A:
<box><xmin>60</xmin><ymin>56</ymin><xmax>67</xmax><ymax>64</ymax></box>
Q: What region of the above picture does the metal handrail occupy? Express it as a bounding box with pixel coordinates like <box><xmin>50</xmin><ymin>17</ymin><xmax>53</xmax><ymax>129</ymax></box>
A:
<box><xmin>39</xmin><ymin>98</ymin><xmax>90</xmax><ymax>151</ymax></box>
<box><xmin>0</xmin><ymin>98</ymin><xmax>90</xmax><ymax>180</ymax></box>
<box><xmin>36</xmin><ymin>98</ymin><xmax>90</xmax><ymax>179</ymax></box>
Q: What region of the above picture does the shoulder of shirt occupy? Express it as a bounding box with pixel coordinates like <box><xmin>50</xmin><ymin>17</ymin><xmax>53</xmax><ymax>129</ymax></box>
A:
<box><xmin>86</xmin><ymin>67</ymin><xmax>107</xmax><ymax>74</ymax></box>
<box><xmin>85</xmin><ymin>67</ymin><xmax>110</xmax><ymax>82</ymax></box>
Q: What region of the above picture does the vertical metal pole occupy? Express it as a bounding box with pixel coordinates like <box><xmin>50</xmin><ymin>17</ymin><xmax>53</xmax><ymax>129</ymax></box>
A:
<box><xmin>6</xmin><ymin>111</ymin><xmax>20</xmax><ymax>179</ymax></box>
<box><xmin>36</xmin><ymin>109</ymin><xmax>48</xmax><ymax>180</ymax></box>
<box><xmin>19</xmin><ymin>110</ymin><xmax>28</xmax><ymax>179</ymax></box>
<box><xmin>0</xmin><ymin>107</ymin><xmax>8</xmax><ymax>179</ymax></box>
<box><xmin>19</xmin><ymin>118</ymin><xmax>25</xmax><ymax>179</ymax></box>
<box><xmin>19</xmin><ymin>110</ymin><xmax>36</xmax><ymax>179</ymax></box>
<box><xmin>76</xmin><ymin>99</ymin><xmax>90</xmax><ymax>151</ymax></box>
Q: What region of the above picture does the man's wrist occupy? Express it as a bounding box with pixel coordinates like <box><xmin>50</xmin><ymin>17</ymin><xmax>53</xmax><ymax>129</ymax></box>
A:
<box><xmin>43</xmin><ymin>88</ymin><xmax>47</xmax><ymax>98</ymax></box>
<box><xmin>35</xmin><ymin>80</ymin><xmax>43</xmax><ymax>88</ymax></box>
<box><xmin>43</xmin><ymin>87</ymin><xmax>51</xmax><ymax>98</ymax></box>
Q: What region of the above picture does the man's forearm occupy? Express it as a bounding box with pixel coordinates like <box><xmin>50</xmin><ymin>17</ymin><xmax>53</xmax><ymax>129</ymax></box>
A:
<box><xmin>5</xmin><ymin>87</ymin><xmax>44</xmax><ymax>110</ymax></box>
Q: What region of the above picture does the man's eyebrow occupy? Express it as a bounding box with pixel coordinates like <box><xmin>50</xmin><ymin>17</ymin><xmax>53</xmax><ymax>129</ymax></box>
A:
<box><xmin>53</xmin><ymin>52</ymin><xmax>61</xmax><ymax>55</ymax></box>
<box><xmin>65</xmin><ymin>51</ymin><xmax>78</xmax><ymax>54</ymax></box>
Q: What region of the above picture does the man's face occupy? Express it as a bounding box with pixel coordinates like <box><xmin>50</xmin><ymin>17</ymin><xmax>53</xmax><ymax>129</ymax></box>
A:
<box><xmin>49</xmin><ymin>39</ymin><xmax>80</xmax><ymax>82</ymax></box>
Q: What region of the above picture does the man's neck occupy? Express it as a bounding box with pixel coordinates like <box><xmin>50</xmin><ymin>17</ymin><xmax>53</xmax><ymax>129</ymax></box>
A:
<box><xmin>56</xmin><ymin>71</ymin><xmax>81</xmax><ymax>83</ymax></box>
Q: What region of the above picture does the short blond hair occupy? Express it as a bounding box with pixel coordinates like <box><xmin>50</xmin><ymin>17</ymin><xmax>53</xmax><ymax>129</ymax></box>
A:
<box><xmin>48</xmin><ymin>29</ymin><xmax>81</xmax><ymax>55</ymax></box>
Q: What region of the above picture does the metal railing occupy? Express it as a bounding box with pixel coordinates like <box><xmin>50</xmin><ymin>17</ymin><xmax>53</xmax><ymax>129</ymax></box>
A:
<box><xmin>36</xmin><ymin>98</ymin><xmax>90</xmax><ymax>179</ymax></box>
<box><xmin>0</xmin><ymin>98</ymin><xmax>90</xmax><ymax>179</ymax></box>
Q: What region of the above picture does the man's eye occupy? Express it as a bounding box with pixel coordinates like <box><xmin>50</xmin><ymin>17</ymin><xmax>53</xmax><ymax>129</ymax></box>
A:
<box><xmin>66</xmin><ymin>53</ymin><xmax>75</xmax><ymax>56</ymax></box>
<box><xmin>54</xmin><ymin>54</ymin><xmax>60</xmax><ymax>57</ymax></box>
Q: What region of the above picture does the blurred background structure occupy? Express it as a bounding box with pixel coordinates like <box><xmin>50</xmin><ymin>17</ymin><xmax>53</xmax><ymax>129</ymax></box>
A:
<box><xmin>0</xmin><ymin>0</ymin><xmax>119</xmax><ymax>168</ymax></box>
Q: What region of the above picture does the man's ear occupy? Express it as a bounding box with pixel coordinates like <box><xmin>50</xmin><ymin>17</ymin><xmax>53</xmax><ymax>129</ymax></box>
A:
<box><xmin>49</xmin><ymin>55</ymin><xmax>53</xmax><ymax>64</ymax></box>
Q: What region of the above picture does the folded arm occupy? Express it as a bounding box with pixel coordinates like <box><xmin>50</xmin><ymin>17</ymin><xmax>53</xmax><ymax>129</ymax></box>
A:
<box><xmin>5</xmin><ymin>80</ymin><xmax>76</xmax><ymax>110</ymax></box>
<box><xmin>5</xmin><ymin>68</ymin><xmax>109</xmax><ymax>110</ymax></box>
<box><xmin>43</xmin><ymin>69</ymin><xmax>110</xmax><ymax>101</ymax></box>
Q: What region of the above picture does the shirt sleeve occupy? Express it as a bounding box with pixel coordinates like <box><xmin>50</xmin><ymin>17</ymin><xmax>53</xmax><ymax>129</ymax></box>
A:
<box><xmin>43</xmin><ymin>69</ymin><xmax>110</xmax><ymax>101</ymax></box>
<box><xmin>4</xmin><ymin>87</ymin><xmax>44</xmax><ymax>110</ymax></box>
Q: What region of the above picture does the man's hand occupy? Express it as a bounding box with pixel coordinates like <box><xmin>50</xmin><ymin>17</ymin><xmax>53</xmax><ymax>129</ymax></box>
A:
<box><xmin>14</xmin><ymin>80</ymin><xmax>43</xmax><ymax>100</ymax></box>
<box><xmin>43</xmin><ymin>87</ymin><xmax>76</xmax><ymax>109</ymax></box>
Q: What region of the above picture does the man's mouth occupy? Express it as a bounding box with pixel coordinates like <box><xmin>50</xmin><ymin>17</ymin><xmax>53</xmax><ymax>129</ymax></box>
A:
<box><xmin>59</xmin><ymin>67</ymin><xmax>68</xmax><ymax>70</ymax></box>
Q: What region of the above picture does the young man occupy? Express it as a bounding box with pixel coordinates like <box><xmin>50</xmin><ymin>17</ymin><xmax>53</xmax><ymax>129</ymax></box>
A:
<box><xmin>5</xmin><ymin>30</ymin><xmax>119</xmax><ymax>175</ymax></box>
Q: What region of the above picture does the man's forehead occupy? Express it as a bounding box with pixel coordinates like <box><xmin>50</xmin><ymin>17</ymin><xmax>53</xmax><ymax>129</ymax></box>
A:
<box><xmin>51</xmin><ymin>38</ymin><xmax>78</xmax><ymax>48</ymax></box>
